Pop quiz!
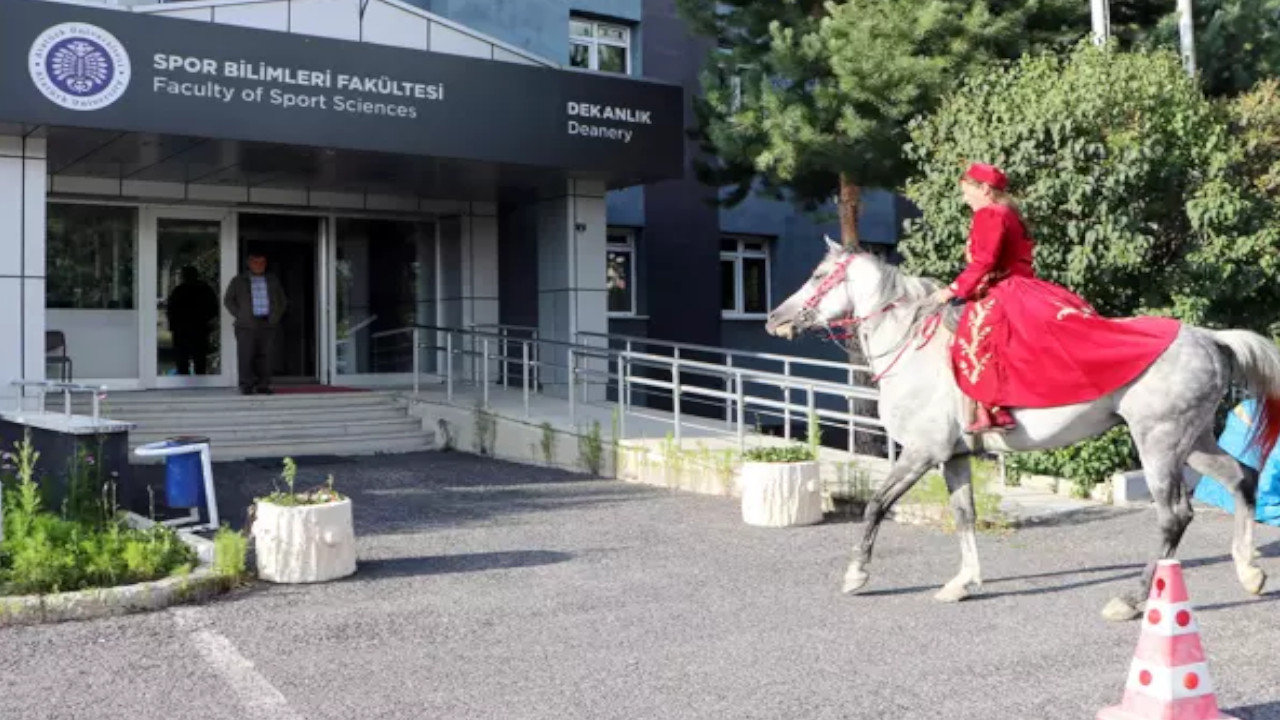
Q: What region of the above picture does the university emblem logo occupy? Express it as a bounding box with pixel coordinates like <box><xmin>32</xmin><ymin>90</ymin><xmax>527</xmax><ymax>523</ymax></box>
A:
<box><xmin>28</xmin><ymin>23</ymin><xmax>131</xmax><ymax>111</ymax></box>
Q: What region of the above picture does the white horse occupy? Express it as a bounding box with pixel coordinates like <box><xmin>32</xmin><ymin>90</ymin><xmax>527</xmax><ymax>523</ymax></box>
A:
<box><xmin>764</xmin><ymin>237</ymin><xmax>1280</xmax><ymax>621</ymax></box>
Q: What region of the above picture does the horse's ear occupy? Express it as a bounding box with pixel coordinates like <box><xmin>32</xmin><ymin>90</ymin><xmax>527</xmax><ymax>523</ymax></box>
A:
<box><xmin>823</xmin><ymin>235</ymin><xmax>841</xmax><ymax>254</ymax></box>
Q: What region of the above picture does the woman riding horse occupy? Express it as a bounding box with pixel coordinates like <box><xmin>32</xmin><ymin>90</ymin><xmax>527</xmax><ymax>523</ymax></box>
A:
<box><xmin>927</xmin><ymin>163</ymin><xmax>1182</xmax><ymax>434</ymax></box>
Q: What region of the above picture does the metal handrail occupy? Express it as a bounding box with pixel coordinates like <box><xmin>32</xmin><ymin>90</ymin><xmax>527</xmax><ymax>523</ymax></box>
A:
<box><xmin>365</xmin><ymin>323</ymin><xmax>891</xmax><ymax>462</ymax></box>
<box><xmin>576</xmin><ymin>329</ymin><xmax>873</xmax><ymax>375</ymax></box>
<box><xmin>10</xmin><ymin>379</ymin><xmax>108</xmax><ymax>420</ymax></box>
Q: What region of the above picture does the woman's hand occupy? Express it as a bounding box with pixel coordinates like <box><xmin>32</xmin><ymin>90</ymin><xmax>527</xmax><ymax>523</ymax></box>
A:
<box><xmin>929</xmin><ymin>287</ymin><xmax>955</xmax><ymax>306</ymax></box>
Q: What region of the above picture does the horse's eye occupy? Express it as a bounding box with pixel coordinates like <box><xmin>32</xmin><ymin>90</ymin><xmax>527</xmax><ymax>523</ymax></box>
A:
<box><xmin>813</xmin><ymin>271</ymin><xmax>827</xmax><ymax>281</ymax></box>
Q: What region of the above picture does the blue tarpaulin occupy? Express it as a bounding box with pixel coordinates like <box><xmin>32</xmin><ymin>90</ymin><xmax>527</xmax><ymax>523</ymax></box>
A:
<box><xmin>1193</xmin><ymin>400</ymin><xmax>1280</xmax><ymax>526</ymax></box>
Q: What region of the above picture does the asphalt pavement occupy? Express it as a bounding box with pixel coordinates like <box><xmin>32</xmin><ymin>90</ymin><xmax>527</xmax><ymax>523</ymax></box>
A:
<box><xmin>2</xmin><ymin>451</ymin><xmax>1279</xmax><ymax>720</ymax></box>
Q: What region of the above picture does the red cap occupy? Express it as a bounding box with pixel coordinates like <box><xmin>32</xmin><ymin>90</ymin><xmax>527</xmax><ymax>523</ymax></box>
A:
<box><xmin>963</xmin><ymin>163</ymin><xmax>1008</xmax><ymax>191</ymax></box>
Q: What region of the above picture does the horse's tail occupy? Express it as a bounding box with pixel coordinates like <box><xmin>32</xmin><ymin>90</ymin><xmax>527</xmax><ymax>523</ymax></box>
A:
<box><xmin>1210</xmin><ymin>329</ymin><xmax>1280</xmax><ymax>462</ymax></box>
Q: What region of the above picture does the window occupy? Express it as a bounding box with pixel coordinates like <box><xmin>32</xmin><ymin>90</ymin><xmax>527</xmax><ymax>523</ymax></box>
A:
<box><xmin>569</xmin><ymin>17</ymin><xmax>631</xmax><ymax>74</ymax></box>
<box><xmin>606</xmin><ymin>228</ymin><xmax>637</xmax><ymax>316</ymax></box>
<box><xmin>46</xmin><ymin>203</ymin><xmax>137</xmax><ymax>310</ymax></box>
<box><xmin>720</xmin><ymin>236</ymin><xmax>770</xmax><ymax>318</ymax></box>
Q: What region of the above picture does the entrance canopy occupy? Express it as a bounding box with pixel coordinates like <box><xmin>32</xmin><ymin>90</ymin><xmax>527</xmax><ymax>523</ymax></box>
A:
<box><xmin>0</xmin><ymin>0</ymin><xmax>684</xmax><ymax>199</ymax></box>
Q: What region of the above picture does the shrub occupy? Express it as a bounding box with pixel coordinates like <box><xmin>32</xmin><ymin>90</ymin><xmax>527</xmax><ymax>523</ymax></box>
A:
<box><xmin>1006</xmin><ymin>426</ymin><xmax>1138</xmax><ymax>497</ymax></box>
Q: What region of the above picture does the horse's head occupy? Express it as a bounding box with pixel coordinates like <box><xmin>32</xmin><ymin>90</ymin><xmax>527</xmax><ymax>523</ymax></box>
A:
<box><xmin>766</xmin><ymin>235</ymin><xmax>865</xmax><ymax>340</ymax></box>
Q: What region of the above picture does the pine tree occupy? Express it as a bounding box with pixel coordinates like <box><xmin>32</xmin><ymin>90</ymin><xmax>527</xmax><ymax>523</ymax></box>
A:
<box><xmin>677</xmin><ymin>0</ymin><xmax>1088</xmax><ymax>248</ymax></box>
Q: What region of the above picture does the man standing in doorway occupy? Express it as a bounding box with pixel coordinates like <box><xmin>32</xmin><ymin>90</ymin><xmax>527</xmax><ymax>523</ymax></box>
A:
<box><xmin>223</xmin><ymin>251</ymin><xmax>287</xmax><ymax>395</ymax></box>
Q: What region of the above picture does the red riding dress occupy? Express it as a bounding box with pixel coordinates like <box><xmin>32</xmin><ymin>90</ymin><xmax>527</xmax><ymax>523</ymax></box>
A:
<box><xmin>947</xmin><ymin>204</ymin><xmax>1181</xmax><ymax>408</ymax></box>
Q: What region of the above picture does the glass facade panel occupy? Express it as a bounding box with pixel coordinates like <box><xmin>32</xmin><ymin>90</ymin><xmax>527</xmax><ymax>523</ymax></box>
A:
<box><xmin>335</xmin><ymin>218</ymin><xmax>436</xmax><ymax>375</ymax></box>
<box><xmin>45</xmin><ymin>203</ymin><xmax>141</xmax><ymax>380</ymax></box>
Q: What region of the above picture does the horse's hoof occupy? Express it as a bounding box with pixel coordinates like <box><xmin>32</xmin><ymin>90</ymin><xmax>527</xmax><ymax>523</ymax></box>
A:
<box><xmin>1239</xmin><ymin>566</ymin><xmax>1267</xmax><ymax>596</ymax></box>
<box><xmin>842</xmin><ymin>567</ymin><xmax>870</xmax><ymax>595</ymax></box>
<box><xmin>934</xmin><ymin>583</ymin><xmax>973</xmax><ymax>603</ymax></box>
<box><xmin>1101</xmin><ymin>597</ymin><xmax>1142</xmax><ymax>622</ymax></box>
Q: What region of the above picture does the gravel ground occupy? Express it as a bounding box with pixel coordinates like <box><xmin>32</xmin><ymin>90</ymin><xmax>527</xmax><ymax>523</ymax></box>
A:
<box><xmin>3</xmin><ymin>451</ymin><xmax>1279</xmax><ymax>720</ymax></box>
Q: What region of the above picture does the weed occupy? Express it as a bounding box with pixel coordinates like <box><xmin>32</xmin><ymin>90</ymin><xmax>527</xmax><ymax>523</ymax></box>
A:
<box><xmin>539</xmin><ymin>422</ymin><xmax>557</xmax><ymax>466</ymax></box>
<box><xmin>578</xmin><ymin>421</ymin><xmax>603</xmax><ymax>476</ymax></box>
<box><xmin>212</xmin><ymin>525</ymin><xmax>249</xmax><ymax>584</ymax></box>
<box><xmin>472</xmin><ymin>404</ymin><xmax>497</xmax><ymax>456</ymax></box>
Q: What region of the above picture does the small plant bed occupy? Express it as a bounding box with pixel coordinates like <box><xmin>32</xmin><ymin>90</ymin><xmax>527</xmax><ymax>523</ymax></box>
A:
<box><xmin>251</xmin><ymin>458</ymin><xmax>356</xmax><ymax>584</ymax></box>
<box><xmin>741</xmin><ymin>445</ymin><xmax>818</xmax><ymax>464</ymax></box>
<box><xmin>739</xmin><ymin>417</ymin><xmax>825</xmax><ymax>528</ymax></box>
<box><xmin>1</xmin><ymin>437</ymin><xmax>197</xmax><ymax>598</ymax></box>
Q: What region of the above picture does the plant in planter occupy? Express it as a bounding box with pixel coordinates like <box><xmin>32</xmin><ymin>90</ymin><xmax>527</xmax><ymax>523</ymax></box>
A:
<box><xmin>251</xmin><ymin>457</ymin><xmax>356</xmax><ymax>584</ymax></box>
<box><xmin>738</xmin><ymin>414</ymin><xmax>824</xmax><ymax>528</ymax></box>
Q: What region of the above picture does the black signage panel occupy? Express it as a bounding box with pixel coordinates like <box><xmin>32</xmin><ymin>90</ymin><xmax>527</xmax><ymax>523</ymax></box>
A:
<box><xmin>0</xmin><ymin>0</ymin><xmax>684</xmax><ymax>179</ymax></box>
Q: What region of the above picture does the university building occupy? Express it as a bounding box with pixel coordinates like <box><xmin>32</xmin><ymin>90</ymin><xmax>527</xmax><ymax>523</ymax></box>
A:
<box><xmin>1</xmin><ymin>0</ymin><xmax>908</xmax><ymax>411</ymax></box>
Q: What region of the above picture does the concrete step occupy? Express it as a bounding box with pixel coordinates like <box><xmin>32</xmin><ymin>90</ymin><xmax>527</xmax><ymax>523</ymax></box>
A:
<box><xmin>129</xmin><ymin>431</ymin><xmax>435</xmax><ymax>463</ymax></box>
<box><xmin>129</xmin><ymin>417</ymin><xmax>424</xmax><ymax>442</ymax></box>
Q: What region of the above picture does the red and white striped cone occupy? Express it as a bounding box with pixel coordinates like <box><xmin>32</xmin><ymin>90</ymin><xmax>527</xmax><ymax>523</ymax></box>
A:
<box><xmin>1098</xmin><ymin>560</ymin><xmax>1238</xmax><ymax>720</ymax></box>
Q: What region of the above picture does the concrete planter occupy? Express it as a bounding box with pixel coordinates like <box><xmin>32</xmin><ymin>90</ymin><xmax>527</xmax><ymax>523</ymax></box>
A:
<box><xmin>252</xmin><ymin>498</ymin><xmax>357</xmax><ymax>584</ymax></box>
<box><xmin>739</xmin><ymin>461</ymin><xmax>824</xmax><ymax>528</ymax></box>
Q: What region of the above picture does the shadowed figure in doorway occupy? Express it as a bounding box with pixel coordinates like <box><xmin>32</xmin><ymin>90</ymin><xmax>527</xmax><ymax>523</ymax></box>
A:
<box><xmin>166</xmin><ymin>265</ymin><xmax>220</xmax><ymax>376</ymax></box>
<box><xmin>223</xmin><ymin>252</ymin><xmax>288</xmax><ymax>395</ymax></box>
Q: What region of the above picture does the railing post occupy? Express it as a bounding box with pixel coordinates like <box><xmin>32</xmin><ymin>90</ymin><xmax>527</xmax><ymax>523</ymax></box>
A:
<box><xmin>470</xmin><ymin>334</ymin><xmax>478</xmax><ymax>388</ymax></box>
<box><xmin>672</xmin><ymin>357</ymin><xmax>682</xmax><ymax>446</ymax></box>
<box><xmin>783</xmin><ymin>359</ymin><xmax>792</xmax><ymax>440</ymax></box>
<box><xmin>724</xmin><ymin>356</ymin><xmax>734</xmax><ymax>426</ymax></box>
<box><xmin>63</xmin><ymin>389</ymin><xmax>71</xmax><ymax>417</ymax></box>
<box><xmin>568</xmin><ymin>348</ymin><xmax>577</xmax><ymax>426</ymax></box>
<box><xmin>625</xmin><ymin>340</ymin><xmax>633</xmax><ymax>408</ymax></box>
<box><xmin>92</xmin><ymin>388</ymin><xmax>101</xmax><ymax>422</ymax></box>
<box><xmin>847</xmin><ymin>367</ymin><xmax>855</xmax><ymax>455</ymax></box>
<box><xmin>522</xmin><ymin>341</ymin><xmax>531</xmax><ymax>418</ymax></box>
<box><xmin>482</xmin><ymin>338</ymin><xmax>490</xmax><ymax>409</ymax></box>
<box><xmin>806</xmin><ymin>386</ymin><xmax>816</xmax><ymax>441</ymax></box>
<box><xmin>446</xmin><ymin>332</ymin><xmax>454</xmax><ymax>404</ymax></box>
<box><xmin>618</xmin><ymin>351</ymin><xmax>628</xmax><ymax>441</ymax></box>
<box><xmin>412</xmin><ymin>327</ymin><xmax>421</xmax><ymax>397</ymax></box>
<box><xmin>501</xmin><ymin>334</ymin><xmax>508</xmax><ymax>389</ymax></box>
<box><xmin>736</xmin><ymin>370</ymin><xmax>746</xmax><ymax>452</ymax></box>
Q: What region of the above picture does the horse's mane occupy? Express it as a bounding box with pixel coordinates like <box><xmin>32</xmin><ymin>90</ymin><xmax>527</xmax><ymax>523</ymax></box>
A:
<box><xmin>854</xmin><ymin>253</ymin><xmax>956</xmax><ymax>344</ymax></box>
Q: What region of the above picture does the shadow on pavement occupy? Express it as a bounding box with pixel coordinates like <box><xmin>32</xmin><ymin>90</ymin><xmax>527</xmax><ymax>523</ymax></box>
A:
<box><xmin>1227</xmin><ymin>701</ymin><xmax>1280</xmax><ymax>720</ymax></box>
<box><xmin>130</xmin><ymin>451</ymin><xmax>654</xmax><ymax>534</ymax></box>
<box><xmin>353</xmin><ymin>550</ymin><xmax>574</xmax><ymax>579</ymax></box>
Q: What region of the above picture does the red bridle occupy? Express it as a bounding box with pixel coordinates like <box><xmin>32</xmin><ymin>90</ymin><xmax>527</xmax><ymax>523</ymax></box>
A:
<box><xmin>802</xmin><ymin>253</ymin><xmax>899</xmax><ymax>341</ymax></box>
<box><xmin>801</xmin><ymin>252</ymin><xmax>942</xmax><ymax>383</ymax></box>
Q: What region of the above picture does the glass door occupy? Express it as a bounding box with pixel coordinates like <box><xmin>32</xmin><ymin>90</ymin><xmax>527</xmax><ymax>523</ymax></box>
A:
<box><xmin>140</xmin><ymin>208</ymin><xmax>236</xmax><ymax>389</ymax></box>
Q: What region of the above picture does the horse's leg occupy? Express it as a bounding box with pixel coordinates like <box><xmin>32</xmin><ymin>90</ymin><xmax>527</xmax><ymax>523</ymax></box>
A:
<box><xmin>934</xmin><ymin>455</ymin><xmax>983</xmax><ymax>602</ymax></box>
<box><xmin>1102</xmin><ymin>435</ymin><xmax>1197</xmax><ymax>622</ymax></box>
<box><xmin>1186</xmin><ymin>433</ymin><xmax>1266</xmax><ymax>596</ymax></box>
<box><xmin>843</xmin><ymin>448</ymin><xmax>939</xmax><ymax>594</ymax></box>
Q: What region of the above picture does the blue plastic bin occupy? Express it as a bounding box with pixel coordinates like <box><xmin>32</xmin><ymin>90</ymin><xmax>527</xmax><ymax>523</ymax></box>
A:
<box><xmin>162</xmin><ymin>436</ymin><xmax>208</xmax><ymax>509</ymax></box>
<box><xmin>1193</xmin><ymin>401</ymin><xmax>1280</xmax><ymax>526</ymax></box>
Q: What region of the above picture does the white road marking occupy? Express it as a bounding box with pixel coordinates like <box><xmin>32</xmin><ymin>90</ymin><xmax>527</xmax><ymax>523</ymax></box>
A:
<box><xmin>172</xmin><ymin>607</ymin><xmax>304</xmax><ymax>720</ymax></box>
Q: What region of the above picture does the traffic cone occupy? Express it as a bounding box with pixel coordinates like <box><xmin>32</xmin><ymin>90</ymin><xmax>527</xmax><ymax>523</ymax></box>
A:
<box><xmin>1097</xmin><ymin>560</ymin><xmax>1238</xmax><ymax>720</ymax></box>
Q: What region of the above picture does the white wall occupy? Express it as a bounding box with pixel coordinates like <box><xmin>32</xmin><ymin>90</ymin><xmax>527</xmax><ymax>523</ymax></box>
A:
<box><xmin>0</xmin><ymin>134</ymin><xmax>46</xmax><ymax>407</ymax></box>
<box><xmin>45</xmin><ymin>310</ymin><xmax>142</xmax><ymax>381</ymax></box>
<box><xmin>535</xmin><ymin>179</ymin><xmax>608</xmax><ymax>401</ymax></box>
